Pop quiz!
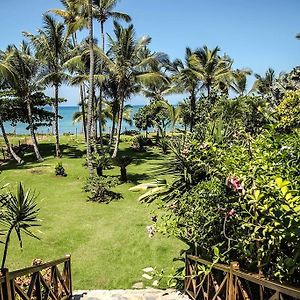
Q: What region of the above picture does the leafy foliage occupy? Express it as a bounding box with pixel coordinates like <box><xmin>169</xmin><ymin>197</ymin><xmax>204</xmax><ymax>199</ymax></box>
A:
<box><xmin>55</xmin><ymin>162</ymin><xmax>67</xmax><ymax>177</ymax></box>
<box><xmin>84</xmin><ymin>175</ymin><xmax>122</xmax><ymax>203</ymax></box>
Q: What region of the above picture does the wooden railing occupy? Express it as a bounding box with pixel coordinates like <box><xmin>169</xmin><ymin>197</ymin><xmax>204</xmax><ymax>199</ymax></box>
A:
<box><xmin>0</xmin><ymin>255</ymin><xmax>72</xmax><ymax>300</ymax></box>
<box><xmin>184</xmin><ymin>254</ymin><xmax>300</xmax><ymax>300</ymax></box>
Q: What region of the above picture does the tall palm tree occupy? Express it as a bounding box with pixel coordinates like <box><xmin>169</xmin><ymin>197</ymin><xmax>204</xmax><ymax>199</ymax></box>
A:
<box><xmin>6</xmin><ymin>44</ymin><xmax>43</xmax><ymax>161</ymax></box>
<box><xmin>24</xmin><ymin>15</ymin><xmax>71</xmax><ymax>158</ymax></box>
<box><xmin>49</xmin><ymin>0</ymin><xmax>87</xmax><ymax>47</ymax></box>
<box><xmin>168</xmin><ymin>48</ymin><xmax>201</xmax><ymax>132</ymax></box>
<box><xmin>96</xmin><ymin>22</ymin><xmax>163</xmax><ymax>158</ymax></box>
<box><xmin>87</xmin><ymin>0</ymin><xmax>95</xmax><ymax>173</ymax></box>
<box><xmin>190</xmin><ymin>46</ymin><xmax>233</xmax><ymax>99</ymax></box>
<box><xmin>93</xmin><ymin>0</ymin><xmax>131</xmax><ymax>146</ymax></box>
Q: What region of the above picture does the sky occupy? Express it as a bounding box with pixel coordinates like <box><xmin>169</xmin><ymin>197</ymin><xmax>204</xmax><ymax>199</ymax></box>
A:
<box><xmin>1</xmin><ymin>0</ymin><xmax>300</xmax><ymax>106</ymax></box>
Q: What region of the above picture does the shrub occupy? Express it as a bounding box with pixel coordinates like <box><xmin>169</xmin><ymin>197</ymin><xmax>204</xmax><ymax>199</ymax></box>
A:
<box><xmin>112</xmin><ymin>156</ymin><xmax>133</xmax><ymax>182</ymax></box>
<box><xmin>55</xmin><ymin>162</ymin><xmax>67</xmax><ymax>177</ymax></box>
<box><xmin>131</xmin><ymin>135</ymin><xmax>152</xmax><ymax>152</ymax></box>
<box><xmin>83</xmin><ymin>175</ymin><xmax>122</xmax><ymax>203</ymax></box>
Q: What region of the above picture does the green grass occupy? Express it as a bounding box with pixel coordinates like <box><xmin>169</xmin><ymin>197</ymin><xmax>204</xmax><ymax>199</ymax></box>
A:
<box><xmin>0</xmin><ymin>135</ymin><xmax>185</xmax><ymax>289</ymax></box>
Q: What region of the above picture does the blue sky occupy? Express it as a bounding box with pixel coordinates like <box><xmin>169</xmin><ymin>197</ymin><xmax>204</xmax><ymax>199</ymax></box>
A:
<box><xmin>1</xmin><ymin>0</ymin><xmax>300</xmax><ymax>105</ymax></box>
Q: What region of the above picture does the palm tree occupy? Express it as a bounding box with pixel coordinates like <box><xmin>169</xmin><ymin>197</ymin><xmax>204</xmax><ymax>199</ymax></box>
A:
<box><xmin>6</xmin><ymin>44</ymin><xmax>43</xmax><ymax>161</ymax></box>
<box><xmin>0</xmin><ymin>52</ymin><xmax>24</xmax><ymax>164</ymax></box>
<box><xmin>168</xmin><ymin>48</ymin><xmax>201</xmax><ymax>132</ymax></box>
<box><xmin>231</xmin><ymin>68</ymin><xmax>252</xmax><ymax>96</ymax></box>
<box><xmin>93</xmin><ymin>0</ymin><xmax>131</xmax><ymax>147</ymax></box>
<box><xmin>25</xmin><ymin>15</ymin><xmax>71</xmax><ymax>158</ymax></box>
<box><xmin>252</xmin><ymin>68</ymin><xmax>276</xmax><ymax>101</ymax></box>
<box><xmin>87</xmin><ymin>0</ymin><xmax>95</xmax><ymax>173</ymax></box>
<box><xmin>0</xmin><ymin>89</ymin><xmax>24</xmax><ymax>165</ymax></box>
<box><xmin>96</xmin><ymin>22</ymin><xmax>163</xmax><ymax>158</ymax></box>
<box><xmin>49</xmin><ymin>0</ymin><xmax>87</xmax><ymax>47</ymax></box>
<box><xmin>190</xmin><ymin>46</ymin><xmax>233</xmax><ymax>99</ymax></box>
<box><xmin>0</xmin><ymin>183</ymin><xmax>40</xmax><ymax>269</ymax></box>
<box><xmin>159</xmin><ymin>101</ymin><xmax>182</xmax><ymax>134</ymax></box>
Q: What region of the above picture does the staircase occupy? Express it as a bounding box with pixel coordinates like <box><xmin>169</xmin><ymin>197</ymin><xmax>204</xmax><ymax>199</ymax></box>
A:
<box><xmin>73</xmin><ymin>288</ymin><xmax>190</xmax><ymax>300</ymax></box>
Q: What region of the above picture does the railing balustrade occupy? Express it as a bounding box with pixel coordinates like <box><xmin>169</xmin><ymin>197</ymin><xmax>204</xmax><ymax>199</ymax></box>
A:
<box><xmin>0</xmin><ymin>255</ymin><xmax>72</xmax><ymax>300</ymax></box>
<box><xmin>184</xmin><ymin>254</ymin><xmax>300</xmax><ymax>300</ymax></box>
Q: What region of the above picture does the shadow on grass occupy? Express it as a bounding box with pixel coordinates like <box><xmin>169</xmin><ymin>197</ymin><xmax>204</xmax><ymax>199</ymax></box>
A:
<box><xmin>0</xmin><ymin>143</ymin><xmax>85</xmax><ymax>172</ymax></box>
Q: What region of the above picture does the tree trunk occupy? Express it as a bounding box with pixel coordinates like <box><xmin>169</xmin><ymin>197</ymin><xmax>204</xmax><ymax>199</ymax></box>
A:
<box><xmin>26</xmin><ymin>99</ymin><xmax>43</xmax><ymax>162</ymax></box>
<box><xmin>80</xmin><ymin>84</ymin><xmax>87</xmax><ymax>142</ymax></box>
<box><xmin>108</xmin><ymin>107</ymin><xmax>117</xmax><ymax>149</ymax></box>
<box><xmin>86</xmin><ymin>0</ymin><xmax>95</xmax><ymax>174</ymax></box>
<box><xmin>190</xmin><ymin>91</ymin><xmax>196</xmax><ymax>132</ymax></box>
<box><xmin>54</xmin><ymin>85</ymin><xmax>61</xmax><ymax>157</ymax></box>
<box><xmin>120</xmin><ymin>166</ymin><xmax>127</xmax><ymax>182</ymax></box>
<box><xmin>112</xmin><ymin>97</ymin><xmax>124</xmax><ymax>158</ymax></box>
<box><xmin>0</xmin><ymin>116</ymin><xmax>24</xmax><ymax>164</ymax></box>
<box><xmin>1</xmin><ymin>225</ymin><xmax>13</xmax><ymax>270</ymax></box>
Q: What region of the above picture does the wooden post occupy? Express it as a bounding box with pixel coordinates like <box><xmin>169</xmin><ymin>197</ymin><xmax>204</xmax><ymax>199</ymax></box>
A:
<box><xmin>228</xmin><ymin>262</ymin><xmax>239</xmax><ymax>300</ymax></box>
<box><xmin>2</xmin><ymin>268</ymin><xmax>13</xmax><ymax>300</ymax></box>
<box><xmin>64</xmin><ymin>254</ymin><xmax>72</xmax><ymax>297</ymax></box>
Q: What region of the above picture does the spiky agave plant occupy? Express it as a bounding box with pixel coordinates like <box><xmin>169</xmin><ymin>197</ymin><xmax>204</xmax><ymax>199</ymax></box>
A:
<box><xmin>0</xmin><ymin>183</ymin><xmax>40</xmax><ymax>270</ymax></box>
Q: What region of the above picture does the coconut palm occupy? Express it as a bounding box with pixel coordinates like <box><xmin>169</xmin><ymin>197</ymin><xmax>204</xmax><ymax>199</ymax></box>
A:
<box><xmin>49</xmin><ymin>0</ymin><xmax>87</xmax><ymax>47</ymax></box>
<box><xmin>168</xmin><ymin>48</ymin><xmax>201</xmax><ymax>132</ymax></box>
<box><xmin>86</xmin><ymin>0</ymin><xmax>96</xmax><ymax>173</ymax></box>
<box><xmin>158</xmin><ymin>101</ymin><xmax>182</xmax><ymax>134</ymax></box>
<box><xmin>0</xmin><ymin>89</ymin><xmax>24</xmax><ymax>165</ymax></box>
<box><xmin>24</xmin><ymin>15</ymin><xmax>72</xmax><ymax>157</ymax></box>
<box><xmin>5</xmin><ymin>44</ymin><xmax>43</xmax><ymax>161</ymax></box>
<box><xmin>190</xmin><ymin>46</ymin><xmax>233</xmax><ymax>99</ymax></box>
<box><xmin>0</xmin><ymin>183</ymin><xmax>40</xmax><ymax>269</ymax></box>
<box><xmin>252</xmin><ymin>68</ymin><xmax>276</xmax><ymax>100</ymax></box>
<box><xmin>96</xmin><ymin>22</ymin><xmax>163</xmax><ymax>158</ymax></box>
<box><xmin>92</xmin><ymin>0</ymin><xmax>131</xmax><ymax>147</ymax></box>
<box><xmin>231</xmin><ymin>68</ymin><xmax>252</xmax><ymax>96</ymax></box>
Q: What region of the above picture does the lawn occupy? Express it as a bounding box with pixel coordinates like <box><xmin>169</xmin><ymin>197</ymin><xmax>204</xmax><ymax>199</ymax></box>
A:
<box><xmin>0</xmin><ymin>135</ymin><xmax>185</xmax><ymax>289</ymax></box>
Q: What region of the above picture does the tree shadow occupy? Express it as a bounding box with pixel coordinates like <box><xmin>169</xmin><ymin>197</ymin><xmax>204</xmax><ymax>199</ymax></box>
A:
<box><xmin>0</xmin><ymin>143</ymin><xmax>85</xmax><ymax>172</ymax></box>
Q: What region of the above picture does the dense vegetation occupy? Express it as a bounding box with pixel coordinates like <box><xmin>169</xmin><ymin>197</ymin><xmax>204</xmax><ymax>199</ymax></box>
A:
<box><xmin>1</xmin><ymin>0</ymin><xmax>300</xmax><ymax>290</ymax></box>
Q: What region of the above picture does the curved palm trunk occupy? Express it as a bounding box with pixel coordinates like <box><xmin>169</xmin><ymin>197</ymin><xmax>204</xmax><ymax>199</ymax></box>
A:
<box><xmin>0</xmin><ymin>116</ymin><xmax>24</xmax><ymax>164</ymax></box>
<box><xmin>112</xmin><ymin>97</ymin><xmax>124</xmax><ymax>158</ymax></box>
<box><xmin>109</xmin><ymin>110</ymin><xmax>117</xmax><ymax>147</ymax></box>
<box><xmin>86</xmin><ymin>0</ymin><xmax>95</xmax><ymax>173</ymax></box>
<box><xmin>54</xmin><ymin>85</ymin><xmax>61</xmax><ymax>157</ymax></box>
<box><xmin>80</xmin><ymin>84</ymin><xmax>87</xmax><ymax>142</ymax></box>
<box><xmin>26</xmin><ymin>99</ymin><xmax>43</xmax><ymax>162</ymax></box>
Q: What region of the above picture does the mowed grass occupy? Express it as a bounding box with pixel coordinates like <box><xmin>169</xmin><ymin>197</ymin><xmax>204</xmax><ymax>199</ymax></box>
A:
<box><xmin>0</xmin><ymin>135</ymin><xmax>185</xmax><ymax>289</ymax></box>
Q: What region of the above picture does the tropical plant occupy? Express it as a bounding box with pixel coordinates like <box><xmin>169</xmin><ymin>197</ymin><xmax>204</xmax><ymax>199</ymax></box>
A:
<box><xmin>24</xmin><ymin>14</ymin><xmax>72</xmax><ymax>157</ymax></box>
<box><xmin>0</xmin><ymin>183</ymin><xmax>40</xmax><ymax>269</ymax></box>
<box><xmin>55</xmin><ymin>162</ymin><xmax>67</xmax><ymax>177</ymax></box>
<box><xmin>84</xmin><ymin>174</ymin><xmax>121</xmax><ymax>203</ymax></box>
<box><xmin>112</xmin><ymin>155</ymin><xmax>133</xmax><ymax>182</ymax></box>
<box><xmin>3</xmin><ymin>44</ymin><xmax>50</xmax><ymax>162</ymax></box>
<box><xmin>95</xmin><ymin>22</ymin><xmax>163</xmax><ymax>157</ymax></box>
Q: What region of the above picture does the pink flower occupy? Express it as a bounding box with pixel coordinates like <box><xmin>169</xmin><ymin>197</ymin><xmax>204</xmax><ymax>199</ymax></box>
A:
<box><xmin>181</xmin><ymin>147</ymin><xmax>189</xmax><ymax>157</ymax></box>
<box><xmin>227</xmin><ymin>209</ymin><xmax>236</xmax><ymax>218</ymax></box>
<box><xmin>226</xmin><ymin>176</ymin><xmax>245</xmax><ymax>195</ymax></box>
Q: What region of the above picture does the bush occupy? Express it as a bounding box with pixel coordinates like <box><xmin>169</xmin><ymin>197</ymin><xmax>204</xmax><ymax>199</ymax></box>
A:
<box><xmin>83</xmin><ymin>175</ymin><xmax>122</xmax><ymax>203</ymax></box>
<box><xmin>131</xmin><ymin>135</ymin><xmax>153</xmax><ymax>152</ymax></box>
<box><xmin>55</xmin><ymin>162</ymin><xmax>67</xmax><ymax>177</ymax></box>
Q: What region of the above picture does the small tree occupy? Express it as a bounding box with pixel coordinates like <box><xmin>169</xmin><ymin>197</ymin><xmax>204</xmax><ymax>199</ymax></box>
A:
<box><xmin>112</xmin><ymin>156</ymin><xmax>133</xmax><ymax>182</ymax></box>
<box><xmin>0</xmin><ymin>183</ymin><xmax>40</xmax><ymax>270</ymax></box>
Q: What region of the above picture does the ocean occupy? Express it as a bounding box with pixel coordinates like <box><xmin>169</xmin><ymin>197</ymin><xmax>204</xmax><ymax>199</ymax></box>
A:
<box><xmin>4</xmin><ymin>105</ymin><xmax>143</xmax><ymax>135</ymax></box>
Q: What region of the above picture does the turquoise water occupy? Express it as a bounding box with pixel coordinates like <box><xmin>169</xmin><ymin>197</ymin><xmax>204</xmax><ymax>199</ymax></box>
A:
<box><xmin>4</xmin><ymin>106</ymin><xmax>142</xmax><ymax>135</ymax></box>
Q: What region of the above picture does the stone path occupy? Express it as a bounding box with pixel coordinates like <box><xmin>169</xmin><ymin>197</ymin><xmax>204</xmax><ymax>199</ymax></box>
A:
<box><xmin>73</xmin><ymin>288</ymin><xmax>190</xmax><ymax>300</ymax></box>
